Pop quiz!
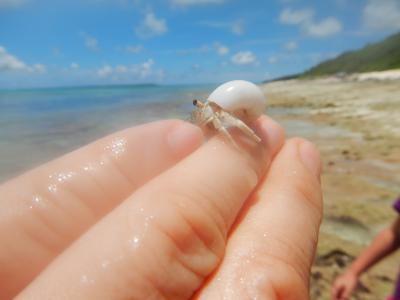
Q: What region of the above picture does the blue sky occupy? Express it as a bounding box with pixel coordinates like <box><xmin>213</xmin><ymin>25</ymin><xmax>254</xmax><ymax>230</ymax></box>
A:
<box><xmin>0</xmin><ymin>0</ymin><xmax>400</xmax><ymax>88</ymax></box>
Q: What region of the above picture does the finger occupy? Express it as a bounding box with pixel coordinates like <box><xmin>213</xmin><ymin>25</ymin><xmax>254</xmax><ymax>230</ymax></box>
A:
<box><xmin>0</xmin><ymin>120</ymin><xmax>203</xmax><ymax>299</ymax></box>
<box><xmin>341</xmin><ymin>286</ymin><xmax>351</xmax><ymax>300</ymax></box>
<box><xmin>197</xmin><ymin>138</ymin><xmax>322</xmax><ymax>300</ymax></box>
<box><xmin>17</xmin><ymin>116</ymin><xmax>285</xmax><ymax>300</ymax></box>
<box><xmin>331</xmin><ymin>283</ymin><xmax>343</xmax><ymax>300</ymax></box>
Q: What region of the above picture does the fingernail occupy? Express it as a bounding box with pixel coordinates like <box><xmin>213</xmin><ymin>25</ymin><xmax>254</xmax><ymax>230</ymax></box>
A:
<box><xmin>167</xmin><ymin>122</ymin><xmax>204</xmax><ymax>155</ymax></box>
<box><xmin>299</xmin><ymin>140</ymin><xmax>321</xmax><ymax>178</ymax></box>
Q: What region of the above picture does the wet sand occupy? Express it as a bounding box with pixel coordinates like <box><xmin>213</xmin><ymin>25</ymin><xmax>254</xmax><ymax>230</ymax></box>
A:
<box><xmin>263</xmin><ymin>77</ymin><xmax>400</xmax><ymax>299</ymax></box>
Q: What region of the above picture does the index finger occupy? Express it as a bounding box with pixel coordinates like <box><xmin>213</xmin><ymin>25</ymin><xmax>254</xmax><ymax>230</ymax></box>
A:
<box><xmin>0</xmin><ymin>119</ymin><xmax>203</xmax><ymax>299</ymax></box>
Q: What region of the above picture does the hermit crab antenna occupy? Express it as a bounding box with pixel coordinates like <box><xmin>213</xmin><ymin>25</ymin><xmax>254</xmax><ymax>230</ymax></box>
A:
<box><xmin>193</xmin><ymin>99</ymin><xmax>205</xmax><ymax>107</ymax></box>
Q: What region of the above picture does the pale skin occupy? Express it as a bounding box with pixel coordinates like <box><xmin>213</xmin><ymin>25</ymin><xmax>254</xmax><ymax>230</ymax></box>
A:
<box><xmin>0</xmin><ymin>116</ymin><xmax>322</xmax><ymax>299</ymax></box>
<box><xmin>332</xmin><ymin>217</ymin><xmax>400</xmax><ymax>300</ymax></box>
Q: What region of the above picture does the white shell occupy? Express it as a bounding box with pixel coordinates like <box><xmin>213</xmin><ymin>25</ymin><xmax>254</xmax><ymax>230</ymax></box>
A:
<box><xmin>207</xmin><ymin>80</ymin><xmax>266</xmax><ymax>120</ymax></box>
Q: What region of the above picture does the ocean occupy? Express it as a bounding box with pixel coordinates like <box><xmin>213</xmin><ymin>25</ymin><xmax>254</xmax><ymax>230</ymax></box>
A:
<box><xmin>0</xmin><ymin>84</ymin><xmax>212</xmax><ymax>182</ymax></box>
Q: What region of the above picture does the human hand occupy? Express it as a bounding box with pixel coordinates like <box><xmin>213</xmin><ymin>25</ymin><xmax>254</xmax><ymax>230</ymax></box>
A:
<box><xmin>331</xmin><ymin>271</ymin><xmax>359</xmax><ymax>300</ymax></box>
<box><xmin>0</xmin><ymin>116</ymin><xmax>322</xmax><ymax>299</ymax></box>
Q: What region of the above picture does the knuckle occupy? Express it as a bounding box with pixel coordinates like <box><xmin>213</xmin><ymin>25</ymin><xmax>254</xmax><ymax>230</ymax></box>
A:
<box><xmin>122</xmin><ymin>197</ymin><xmax>226</xmax><ymax>300</ymax></box>
<box><xmin>246</xmin><ymin>255</ymin><xmax>309</xmax><ymax>300</ymax></box>
<box><xmin>169</xmin><ymin>173</ymin><xmax>248</xmax><ymax>235</ymax></box>
<box><xmin>260</xmin><ymin>234</ymin><xmax>313</xmax><ymax>284</ymax></box>
<box><xmin>153</xmin><ymin>200</ymin><xmax>225</xmax><ymax>278</ymax></box>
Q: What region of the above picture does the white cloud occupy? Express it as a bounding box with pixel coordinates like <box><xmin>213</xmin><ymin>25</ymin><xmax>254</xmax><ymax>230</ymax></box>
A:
<box><xmin>0</xmin><ymin>46</ymin><xmax>26</xmax><ymax>71</ymax></box>
<box><xmin>199</xmin><ymin>19</ymin><xmax>245</xmax><ymax>35</ymax></box>
<box><xmin>139</xmin><ymin>59</ymin><xmax>154</xmax><ymax>78</ymax></box>
<box><xmin>268</xmin><ymin>56</ymin><xmax>278</xmax><ymax>64</ymax></box>
<box><xmin>32</xmin><ymin>64</ymin><xmax>46</xmax><ymax>73</ymax></box>
<box><xmin>80</xmin><ymin>32</ymin><xmax>99</xmax><ymax>51</ymax></box>
<box><xmin>124</xmin><ymin>45</ymin><xmax>143</xmax><ymax>53</ymax></box>
<box><xmin>284</xmin><ymin>40</ymin><xmax>298</xmax><ymax>50</ymax></box>
<box><xmin>304</xmin><ymin>17</ymin><xmax>342</xmax><ymax>37</ymax></box>
<box><xmin>97</xmin><ymin>65</ymin><xmax>113</xmax><ymax>77</ymax></box>
<box><xmin>0</xmin><ymin>0</ymin><xmax>26</xmax><ymax>9</ymax></box>
<box><xmin>231</xmin><ymin>51</ymin><xmax>257</xmax><ymax>65</ymax></box>
<box><xmin>52</xmin><ymin>47</ymin><xmax>62</xmax><ymax>57</ymax></box>
<box><xmin>214</xmin><ymin>42</ymin><xmax>229</xmax><ymax>56</ymax></box>
<box><xmin>175</xmin><ymin>42</ymin><xmax>229</xmax><ymax>56</ymax></box>
<box><xmin>231</xmin><ymin>20</ymin><xmax>244</xmax><ymax>35</ymax></box>
<box><xmin>363</xmin><ymin>0</ymin><xmax>400</xmax><ymax>31</ymax></box>
<box><xmin>135</xmin><ymin>12</ymin><xmax>168</xmax><ymax>38</ymax></box>
<box><xmin>70</xmin><ymin>62</ymin><xmax>80</xmax><ymax>69</ymax></box>
<box><xmin>279</xmin><ymin>8</ymin><xmax>314</xmax><ymax>25</ymax></box>
<box><xmin>0</xmin><ymin>46</ymin><xmax>46</xmax><ymax>73</ymax></box>
<box><xmin>279</xmin><ymin>7</ymin><xmax>342</xmax><ymax>37</ymax></box>
<box><xmin>170</xmin><ymin>0</ymin><xmax>225</xmax><ymax>5</ymax></box>
<box><xmin>96</xmin><ymin>59</ymin><xmax>160</xmax><ymax>80</ymax></box>
<box><xmin>115</xmin><ymin>65</ymin><xmax>128</xmax><ymax>73</ymax></box>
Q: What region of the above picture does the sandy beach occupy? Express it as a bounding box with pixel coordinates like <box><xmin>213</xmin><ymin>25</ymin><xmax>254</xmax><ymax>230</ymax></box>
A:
<box><xmin>263</xmin><ymin>76</ymin><xmax>400</xmax><ymax>299</ymax></box>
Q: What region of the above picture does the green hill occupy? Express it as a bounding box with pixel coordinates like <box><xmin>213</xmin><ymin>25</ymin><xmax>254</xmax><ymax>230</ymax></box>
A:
<box><xmin>303</xmin><ymin>31</ymin><xmax>400</xmax><ymax>77</ymax></box>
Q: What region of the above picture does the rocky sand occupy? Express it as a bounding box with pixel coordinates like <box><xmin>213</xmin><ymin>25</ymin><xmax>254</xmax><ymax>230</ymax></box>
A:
<box><xmin>262</xmin><ymin>77</ymin><xmax>400</xmax><ymax>300</ymax></box>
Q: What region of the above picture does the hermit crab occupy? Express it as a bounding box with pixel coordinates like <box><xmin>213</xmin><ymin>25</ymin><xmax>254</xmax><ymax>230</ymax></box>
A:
<box><xmin>191</xmin><ymin>80</ymin><xmax>266</xmax><ymax>145</ymax></box>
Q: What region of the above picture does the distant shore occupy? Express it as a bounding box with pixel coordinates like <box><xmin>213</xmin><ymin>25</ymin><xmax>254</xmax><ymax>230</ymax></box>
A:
<box><xmin>263</xmin><ymin>74</ymin><xmax>400</xmax><ymax>300</ymax></box>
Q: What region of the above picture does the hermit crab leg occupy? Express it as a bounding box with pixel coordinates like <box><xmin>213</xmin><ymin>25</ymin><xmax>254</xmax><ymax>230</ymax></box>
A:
<box><xmin>198</xmin><ymin>116</ymin><xmax>214</xmax><ymax>127</ymax></box>
<box><xmin>211</xmin><ymin>116</ymin><xmax>238</xmax><ymax>148</ymax></box>
<box><xmin>221</xmin><ymin>112</ymin><xmax>261</xmax><ymax>143</ymax></box>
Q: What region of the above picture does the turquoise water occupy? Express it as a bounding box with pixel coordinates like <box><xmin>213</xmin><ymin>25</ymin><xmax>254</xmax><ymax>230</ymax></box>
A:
<box><xmin>0</xmin><ymin>84</ymin><xmax>212</xmax><ymax>182</ymax></box>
